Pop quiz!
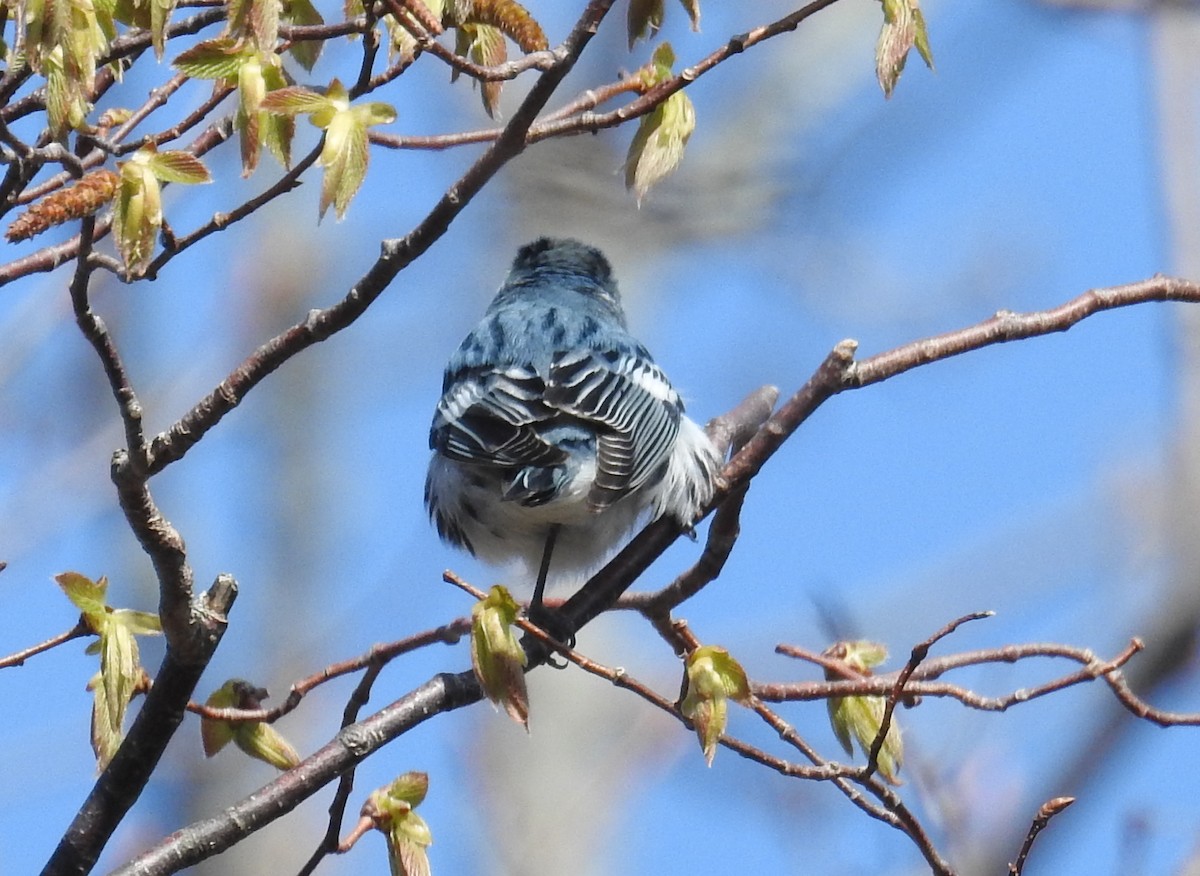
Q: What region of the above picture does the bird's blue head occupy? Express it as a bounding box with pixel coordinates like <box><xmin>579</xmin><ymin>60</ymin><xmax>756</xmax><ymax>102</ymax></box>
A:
<box><xmin>491</xmin><ymin>237</ymin><xmax>624</xmax><ymax>322</ymax></box>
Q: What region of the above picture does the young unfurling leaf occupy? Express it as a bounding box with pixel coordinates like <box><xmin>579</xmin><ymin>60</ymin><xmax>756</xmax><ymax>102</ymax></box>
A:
<box><xmin>261</xmin><ymin>79</ymin><xmax>396</xmax><ymax>220</ymax></box>
<box><xmin>627</xmin><ymin>0</ymin><xmax>664</xmax><ymax>49</ymax></box>
<box><xmin>55</xmin><ymin>571</ymin><xmax>109</xmax><ymax>624</ymax></box>
<box><xmin>624</xmin><ymin>43</ymin><xmax>695</xmax><ymax>204</ymax></box>
<box><xmin>172</xmin><ymin>37</ymin><xmax>247</xmax><ymax>80</ymax></box>
<box><xmin>112</xmin><ymin>146</ymin><xmax>210</xmax><ymax>273</ymax></box>
<box><xmin>825</xmin><ymin>641</ymin><xmax>904</xmax><ymax>784</ymax></box>
<box><xmin>627</xmin><ymin>0</ymin><xmax>699</xmax><ymax>48</ymax></box>
<box><xmin>173</xmin><ymin>41</ymin><xmax>293</xmax><ymax>175</ymax></box>
<box><xmin>875</xmin><ymin>0</ymin><xmax>934</xmax><ymax>98</ymax></box>
<box><xmin>454</xmin><ymin>22</ymin><xmax>506</xmax><ymax>117</ymax></box>
<box><xmin>357</xmin><ymin>773</ymin><xmax>433</xmax><ymax>876</ymax></box>
<box><xmin>144</xmin><ymin>149</ymin><xmax>212</xmax><ymax>184</ymax></box>
<box><xmin>148</xmin><ymin>0</ymin><xmax>175</xmax><ymax>58</ymax></box>
<box><xmin>624</xmin><ymin>89</ymin><xmax>694</xmax><ymax>206</ymax></box>
<box><xmin>226</xmin><ymin>0</ymin><xmax>279</xmax><ymax>48</ymax></box>
<box><xmin>282</xmin><ymin>0</ymin><xmax>324</xmax><ymax>70</ymax></box>
<box><xmin>678</xmin><ymin>0</ymin><xmax>700</xmax><ymax>31</ymax></box>
<box><xmin>470</xmin><ymin>585</ymin><xmax>529</xmax><ymax>729</ymax></box>
<box><xmin>55</xmin><ymin>572</ymin><xmax>161</xmax><ymax>769</ymax></box>
<box><xmin>679</xmin><ymin>645</ymin><xmax>750</xmax><ymax>766</ymax></box>
<box><xmin>112</xmin><ymin>156</ymin><xmax>159</xmax><ymax>273</ymax></box>
<box><xmin>201</xmin><ymin>680</ymin><xmax>301</xmax><ymax>770</ymax></box>
<box><xmin>44</xmin><ymin>45</ymin><xmax>93</xmax><ymax>136</ymax></box>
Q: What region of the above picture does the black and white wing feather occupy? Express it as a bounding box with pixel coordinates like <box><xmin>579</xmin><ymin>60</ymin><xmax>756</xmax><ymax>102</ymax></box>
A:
<box><xmin>431</xmin><ymin>365</ymin><xmax>566</xmax><ymax>470</ymax></box>
<box><xmin>546</xmin><ymin>348</ymin><xmax>683</xmax><ymax>510</ymax></box>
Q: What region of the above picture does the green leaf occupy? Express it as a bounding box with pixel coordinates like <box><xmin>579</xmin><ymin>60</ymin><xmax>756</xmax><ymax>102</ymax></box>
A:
<box><xmin>385</xmin><ymin>15</ymin><xmax>419</xmax><ymax>64</ymax></box>
<box><xmin>824</xmin><ymin>641</ymin><xmax>904</xmax><ymax>785</ymax></box>
<box><xmin>325</xmin><ymin>77</ymin><xmax>350</xmax><ymax>107</ymax></box>
<box><xmin>236</xmin><ymin>53</ymin><xmax>268</xmax><ymax>175</ymax></box>
<box><xmin>87</xmin><ymin>671</ymin><xmax>122</xmax><ymax>769</ymax></box>
<box><xmin>54</xmin><ymin>571</ymin><xmax>109</xmax><ymax>627</ymax></box>
<box><xmin>362</xmin><ymin>773</ymin><xmax>434</xmax><ymax>876</ymax></box>
<box><xmin>201</xmin><ymin>679</ymin><xmax>245</xmax><ymax>757</ymax></box>
<box><xmin>260</xmin><ymin>61</ymin><xmax>295</xmax><ymax>168</ymax></box>
<box><xmin>202</xmin><ymin>679</ymin><xmax>298</xmax><ymax>769</ymax></box>
<box><xmin>93</xmin><ymin>0</ymin><xmax>117</xmax><ymax>40</ymax></box>
<box><xmin>100</xmin><ymin>622</ymin><xmax>140</xmax><ymax>731</ymax></box>
<box><xmin>350</xmin><ymin>100</ymin><xmax>397</xmax><ymax>127</ymax></box>
<box><xmin>260</xmin><ymin>85</ymin><xmax>336</xmax><ymax>116</ymax></box>
<box><xmin>148</xmin><ymin>0</ymin><xmax>175</xmax><ymax>58</ymax></box>
<box><xmin>624</xmin><ymin>89</ymin><xmax>695</xmax><ymax>205</ymax></box>
<box><xmin>112</xmin><ymin>0</ymin><xmax>149</xmax><ymax>28</ymax></box>
<box><xmin>63</xmin><ymin>0</ymin><xmax>108</xmax><ymax>89</ymax></box>
<box><xmin>319</xmin><ymin>111</ymin><xmax>366</xmax><ymax>220</ymax></box>
<box><xmin>235</xmin><ymin>720</ymin><xmax>301</xmax><ymax>770</ymax></box>
<box><xmin>469</xmin><ymin>586</ymin><xmax>529</xmax><ymax>729</ymax></box>
<box><xmin>111</xmin><ymin>608</ymin><xmax>162</xmax><ymax>637</ymax></box>
<box><xmin>875</xmin><ymin>0</ymin><xmax>934</xmax><ymax>98</ymax></box>
<box><xmin>283</xmin><ymin>0</ymin><xmax>324</xmax><ymax>70</ymax></box>
<box><xmin>385</xmin><ymin>771</ymin><xmax>429</xmax><ymax>808</ymax></box>
<box><xmin>679</xmin><ymin>646</ymin><xmax>750</xmax><ymax>766</ymax></box>
<box><xmin>44</xmin><ymin>45</ymin><xmax>92</xmax><ymax>135</ymax></box>
<box><xmin>113</xmin><ymin>158</ymin><xmax>162</xmax><ymax>273</ymax></box>
<box><xmin>650</xmin><ymin>40</ymin><xmax>675</xmax><ymax>76</ymax></box>
<box><xmin>626</xmin><ymin>0</ymin><xmax>663</xmax><ymax>49</ymax></box>
<box><xmin>146</xmin><ymin>149</ymin><xmax>212</xmax><ymax>184</ymax></box>
<box><xmin>456</xmin><ymin>22</ymin><xmax>506</xmax><ymax>117</ymax></box>
<box><xmin>248</xmin><ymin>0</ymin><xmax>281</xmax><ymax>50</ymax></box>
<box><xmin>912</xmin><ymin>2</ymin><xmax>933</xmax><ymax>68</ymax></box>
<box><xmin>227</xmin><ymin>0</ymin><xmax>249</xmax><ymax>34</ymax></box>
<box><xmin>390</xmin><ymin>825</ymin><xmax>432</xmax><ymax>876</ymax></box>
<box><xmin>316</xmin><ymin>96</ymin><xmax>394</xmax><ymax>220</ymax></box>
<box><xmin>172</xmin><ymin>37</ymin><xmax>248</xmax><ymax>80</ymax></box>
<box><xmin>677</xmin><ymin>0</ymin><xmax>699</xmax><ymax>31</ymax></box>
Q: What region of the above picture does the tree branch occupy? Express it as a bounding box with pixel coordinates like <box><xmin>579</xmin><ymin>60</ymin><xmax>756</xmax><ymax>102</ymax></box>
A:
<box><xmin>108</xmin><ymin>667</ymin><xmax>481</xmax><ymax>875</ymax></box>
<box><xmin>0</xmin><ymin>619</ymin><xmax>90</xmax><ymax>668</ymax></box>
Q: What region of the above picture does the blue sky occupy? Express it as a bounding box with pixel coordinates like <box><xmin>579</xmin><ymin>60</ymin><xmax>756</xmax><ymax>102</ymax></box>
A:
<box><xmin>2</xmin><ymin>1</ymin><xmax>1198</xmax><ymax>874</ymax></box>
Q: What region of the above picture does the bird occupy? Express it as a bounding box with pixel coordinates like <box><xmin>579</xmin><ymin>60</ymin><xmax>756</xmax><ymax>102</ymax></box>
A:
<box><xmin>425</xmin><ymin>237</ymin><xmax>721</xmax><ymax>611</ymax></box>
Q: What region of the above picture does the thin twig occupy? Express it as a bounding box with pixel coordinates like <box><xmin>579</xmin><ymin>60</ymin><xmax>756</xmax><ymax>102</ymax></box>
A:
<box><xmin>187</xmin><ymin>618</ymin><xmax>470</xmax><ymax>723</ymax></box>
<box><xmin>862</xmin><ymin>612</ymin><xmax>992</xmax><ymax>782</ymax></box>
<box><xmin>763</xmin><ymin>640</ymin><xmax>1163</xmax><ymax>716</ymax></box>
<box><xmin>747</xmin><ymin>697</ymin><xmax>953</xmax><ymax>875</ymax></box>
<box><xmin>1008</xmin><ymin>797</ymin><xmax>1075</xmax><ymax>875</ymax></box>
<box><xmin>0</xmin><ymin>619</ymin><xmax>91</xmax><ymax>668</ymax></box>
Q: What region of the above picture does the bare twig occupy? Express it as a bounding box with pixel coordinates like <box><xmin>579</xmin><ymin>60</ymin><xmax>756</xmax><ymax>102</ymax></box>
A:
<box><xmin>1008</xmin><ymin>797</ymin><xmax>1076</xmax><ymax>875</ymax></box>
<box><xmin>0</xmin><ymin>619</ymin><xmax>90</xmax><ymax>668</ymax></box>
<box><xmin>187</xmin><ymin>618</ymin><xmax>470</xmax><ymax>723</ymax></box>
<box><xmin>515</xmin><ymin>615</ymin><xmax>954</xmax><ymax>875</ymax></box>
<box><xmin>747</xmin><ymin>697</ymin><xmax>953</xmax><ymax>875</ymax></box>
<box><xmin>293</xmin><ymin>618</ymin><xmax>465</xmax><ymax>876</ymax></box>
<box><xmin>766</xmin><ymin>638</ymin><xmax>1199</xmax><ymax>725</ymax></box>
<box><xmin>107</xmin><ymin>664</ymin><xmax>481</xmax><ymax>876</ymax></box>
<box><xmin>617</xmin><ymin>386</ymin><xmax>779</xmax><ymax>648</ymax></box>
<box><xmin>862</xmin><ymin>612</ymin><xmax>992</xmax><ymax>782</ymax></box>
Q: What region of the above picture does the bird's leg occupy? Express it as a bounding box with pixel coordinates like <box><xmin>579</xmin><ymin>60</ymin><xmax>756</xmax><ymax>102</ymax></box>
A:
<box><xmin>531</xmin><ymin>523</ymin><xmax>559</xmax><ymax>613</ymax></box>
<box><xmin>526</xmin><ymin>524</ymin><xmax>574</xmax><ymax>663</ymax></box>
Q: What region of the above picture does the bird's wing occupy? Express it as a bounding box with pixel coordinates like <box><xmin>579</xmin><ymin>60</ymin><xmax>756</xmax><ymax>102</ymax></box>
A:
<box><xmin>546</xmin><ymin>348</ymin><xmax>682</xmax><ymax>510</ymax></box>
<box><xmin>431</xmin><ymin>364</ymin><xmax>567</xmax><ymax>470</ymax></box>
